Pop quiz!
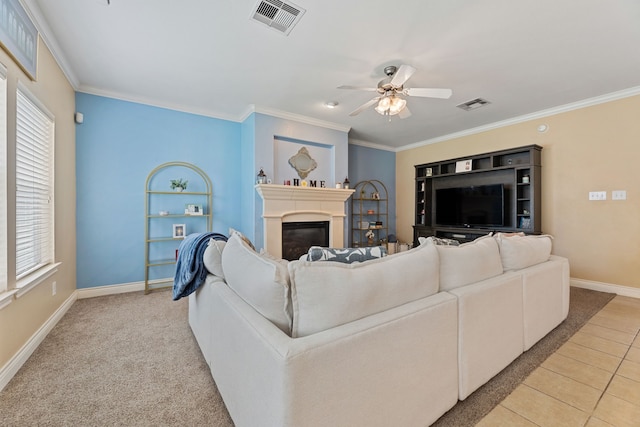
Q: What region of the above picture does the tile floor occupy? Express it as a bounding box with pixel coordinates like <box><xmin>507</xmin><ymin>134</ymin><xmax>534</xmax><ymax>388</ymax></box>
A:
<box><xmin>478</xmin><ymin>295</ymin><xmax>640</xmax><ymax>427</ymax></box>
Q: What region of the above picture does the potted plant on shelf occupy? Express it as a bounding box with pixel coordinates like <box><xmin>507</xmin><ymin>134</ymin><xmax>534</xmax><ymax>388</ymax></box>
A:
<box><xmin>170</xmin><ymin>178</ymin><xmax>188</xmax><ymax>192</ymax></box>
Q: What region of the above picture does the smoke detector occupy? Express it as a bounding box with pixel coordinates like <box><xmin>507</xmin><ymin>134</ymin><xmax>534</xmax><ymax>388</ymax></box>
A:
<box><xmin>251</xmin><ymin>0</ymin><xmax>306</xmax><ymax>35</ymax></box>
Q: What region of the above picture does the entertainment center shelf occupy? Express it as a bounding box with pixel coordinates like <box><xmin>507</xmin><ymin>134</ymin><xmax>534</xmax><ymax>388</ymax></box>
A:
<box><xmin>414</xmin><ymin>145</ymin><xmax>542</xmax><ymax>244</ymax></box>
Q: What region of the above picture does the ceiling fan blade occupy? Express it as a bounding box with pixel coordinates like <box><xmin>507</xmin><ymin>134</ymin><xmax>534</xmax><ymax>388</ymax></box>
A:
<box><xmin>390</xmin><ymin>64</ymin><xmax>416</xmax><ymax>87</ymax></box>
<box><xmin>349</xmin><ymin>97</ymin><xmax>379</xmax><ymax>116</ymax></box>
<box><xmin>338</xmin><ymin>85</ymin><xmax>377</xmax><ymax>91</ymax></box>
<box><xmin>405</xmin><ymin>87</ymin><xmax>453</xmax><ymax>99</ymax></box>
<box><xmin>399</xmin><ymin>106</ymin><xmax>412</xmax><ymax>119</ymax></box>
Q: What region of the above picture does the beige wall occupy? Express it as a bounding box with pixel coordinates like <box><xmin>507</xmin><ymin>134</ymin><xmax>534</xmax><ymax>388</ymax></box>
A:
<box><xmin>397</xmin><ymin>95</ymin><xmax>640</xmax><ymax>289</ymax></box>
<box><xmin>0</xmin><ymin>39</ymin><xmax>76</xmax><ymax>370</ymax></box>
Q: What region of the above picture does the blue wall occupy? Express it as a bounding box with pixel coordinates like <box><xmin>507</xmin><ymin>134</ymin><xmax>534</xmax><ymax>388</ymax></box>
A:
<box><xmin>76</xmin><ymin>93</ymin><xmax>396</xmax><ymax>288</ymax></box>
<box><xmin>348</xmin><ymin>144</ymin><xmax>397</xmax><ymax>238</ymax></box>
<box><xmin>75</xmin><ymin>93</ymin><xmax>241</xmax><ymax>288</ymax></box>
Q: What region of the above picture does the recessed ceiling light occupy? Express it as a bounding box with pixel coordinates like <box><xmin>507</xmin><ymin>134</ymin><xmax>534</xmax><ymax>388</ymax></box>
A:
<box><xmin>324</xmin><ymin>101</ymin><xmax>339</xmax><ymax>109</ymax></box>
<box><xmin>537</xmin><ymin>124</ymin><xmax>549</xmax><ymax>133</ymax></box>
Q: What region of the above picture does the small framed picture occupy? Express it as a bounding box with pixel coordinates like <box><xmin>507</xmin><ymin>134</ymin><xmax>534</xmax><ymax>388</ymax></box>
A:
<box><xmin>185</xmin><ymin>204</ymin><xmax>203</xmax><ymax>215</ymax></box>
<box><xmin>173</xmin><ymin>224</ymin><xmax>186</xmax><ymax>239</ymax></box>
<box><xmin>455</xmin><ymin>159</ymin><xmax>473</xmax><ymax>173</ymax></box>
<box><xmin>519</xmin><ymin>217</ymin><xmax>531</xmax><ymax>229</ymax></box>
<box><xmin>426</xmin><ymin>167</ymin><xmax>433</xmax><ymax>177</ymax></box>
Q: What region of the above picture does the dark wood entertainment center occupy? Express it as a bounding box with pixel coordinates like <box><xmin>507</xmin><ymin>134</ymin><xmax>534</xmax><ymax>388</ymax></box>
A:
<box><xmin>413</xmin><ymin>145</ymin><xmax>542</xmax><ymax>245</ymax></box>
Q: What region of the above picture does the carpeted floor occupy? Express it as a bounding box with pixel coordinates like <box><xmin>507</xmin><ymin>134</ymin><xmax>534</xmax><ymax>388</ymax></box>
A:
<box><xmin>0</xmin><ymin>287</ymin><xmax>615</xmax><ymax>426</ymax></box>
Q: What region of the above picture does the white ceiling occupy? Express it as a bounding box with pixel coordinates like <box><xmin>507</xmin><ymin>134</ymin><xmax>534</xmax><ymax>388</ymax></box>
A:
<box><xmin>24</xmin><ymin>0</ymin><xmax>640</xmax><ymax>150</ymax></box>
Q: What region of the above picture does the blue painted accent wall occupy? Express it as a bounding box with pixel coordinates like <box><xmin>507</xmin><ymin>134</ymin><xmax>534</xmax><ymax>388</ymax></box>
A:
<box><xmin>348</xmin><ymin>144</ymin><xmax>397</xmax><ymax>238</ymax></box>
<box><xmin>239</xmin><ymin>113</ymin><xmax>256</xmax><ymax>240</ymax></box>
<box><xmin>75</xmin><ymin>93</ymin><xmax>383</xmax><ymax>288</ymax></box>
<box><xmin>75</xmin><ymin>93</ymin><xmax>241</xmax><ymax>288</ymax></box>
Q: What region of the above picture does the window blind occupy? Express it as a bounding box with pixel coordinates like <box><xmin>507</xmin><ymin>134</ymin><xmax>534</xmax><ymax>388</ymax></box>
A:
<box><xmin>15</xmin><ymin>86</ymin><xmax>54</xmax><ymax>279</ymax></box>
<box><xmin>0</xmin><ymin>64</ymin><xmax>6</xmax><ymax>292</ymax></box>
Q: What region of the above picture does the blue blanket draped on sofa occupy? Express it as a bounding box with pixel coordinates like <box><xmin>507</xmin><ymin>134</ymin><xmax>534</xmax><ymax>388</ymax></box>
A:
<box><xmin>172</xmin><ymin>232</ymin><xmax>228</xmax><ymax>300</ymax></box>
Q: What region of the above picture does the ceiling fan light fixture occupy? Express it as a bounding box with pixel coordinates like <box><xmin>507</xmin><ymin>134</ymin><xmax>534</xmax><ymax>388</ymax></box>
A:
<box><xmin>375</xmin><ymin>95</ymin><xmax>406</xmax><ymax>116</ymax></box>
<box><xmin>389</xmin><ymin>96</ymin><xmax>406</xmax><ymax>115</ymax></box>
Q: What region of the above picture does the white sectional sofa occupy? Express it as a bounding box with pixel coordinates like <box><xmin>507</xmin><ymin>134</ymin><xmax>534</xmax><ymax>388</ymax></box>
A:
<box><xmin>188</xmin><ymin>231</ymin><xmax>569</xmax><ymax>426</ymax></box>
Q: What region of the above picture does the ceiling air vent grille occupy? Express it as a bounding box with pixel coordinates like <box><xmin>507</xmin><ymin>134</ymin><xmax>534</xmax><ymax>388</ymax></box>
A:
<box><xmin>457</xmin><ymin>98</ymin><xmax>491</xmax><ymax>111</ymax></box>
<box><xmin>251</xmin><ymin>0</ymin><xmax>306</xmax><ymax>35</ymax></box>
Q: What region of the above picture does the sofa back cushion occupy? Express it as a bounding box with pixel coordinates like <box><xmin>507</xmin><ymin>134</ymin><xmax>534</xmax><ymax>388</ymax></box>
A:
<box><xmin>221</xmin><ymin>232</ymin><xmax>292</xmax><ymax>335</ymax></box>
<box><xmin>434</xmin><ymin>235</ymin><xmax>503</xmax><ymax>291</ymax></box>
<box><xmin>288</xmin><ymin>242</ymin><xmax>440</xmax><ymax>338</ymax></box>
<box><xmin>203</xmin><ymin>239</ymin><xmax>226</xmax><ymax>278</ymax></box>
<box><xmin>495</xmin><ymin>233</ymin><xmax>553</xmax><ymax>271</ymax></box>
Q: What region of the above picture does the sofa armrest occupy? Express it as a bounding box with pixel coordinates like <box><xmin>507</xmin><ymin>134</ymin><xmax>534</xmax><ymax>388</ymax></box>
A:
<box><xmin>204</xmin><ymin>280</ymin><xmax>458</xmax><ymax>427</ymax></box>
<box><xmin>522</xmin><ymin>256</ymin><xmax>570</xmax><ymax>350</ymax></box>
<box><xmin>448</xmin><ymin>272</ymin><xmax>524</xmax><ymax>400</ymax></box>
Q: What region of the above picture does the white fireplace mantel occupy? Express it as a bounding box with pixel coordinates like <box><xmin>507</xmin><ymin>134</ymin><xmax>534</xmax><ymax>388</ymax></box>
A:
<box><xmin>255</xmin><ymin>184</ymin><xmax>354</xmax><ymax>258</ymax></box>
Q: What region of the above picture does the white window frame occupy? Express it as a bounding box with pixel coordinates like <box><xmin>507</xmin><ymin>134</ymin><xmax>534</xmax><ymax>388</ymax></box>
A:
<box><xmin>15</xmin><ymin>82</ymin><xmax>56</xmax><ymax>294</ymax></box>
<box><xmin>0</xmin><ymin>63</ymin><xmax>7</xmax><ymax>301</ymax></box>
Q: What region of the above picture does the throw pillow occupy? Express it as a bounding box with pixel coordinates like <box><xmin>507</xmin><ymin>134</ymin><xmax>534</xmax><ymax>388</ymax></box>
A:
<box><xmin>434</xmin><ymin>234</ymin><xmax>504</xmax><ymax>291</ymax></box>
<box><xmin>495</xmin><ymin>234</ymin><xmax>553</xmax><ymax>271</ymax></box>
<box><xmin>306</xmin><ymin>246</ymin><xmax>387</xmax><ymax>263</ymax></box>
<box><xmin>228</xmin><ymin>227</ymin><xmax>256</xmax><ymax>251</ymax></box>
<box><xmin>221</xmin><ymin>232</ymin><xmax>292</xmax><ymax>335</ymax></box>
<box><xmin>288</xmin><ymin>242</ymin><xmax>439</xmax><ymax>338</ymax></box>
<box><xmin>419</xmin><ymin>236</ymin><xmax>460</xmax><ymax>246</ymax></box>
<box><xmin>203</xmin><ymin>239</ymin><xmax>226</xmax><ymax>278</ymax></box>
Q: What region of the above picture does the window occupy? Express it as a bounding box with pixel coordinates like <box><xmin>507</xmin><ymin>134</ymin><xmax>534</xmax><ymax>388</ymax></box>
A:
<box><xmin>15</xmin><ymin>84</ymin><xmax>54</xmax><ymax>281</ymax></box>
<box><xmin>0</xmin><ymin>64</ymin><xmax>6</xmax><ymax>293</ymax></box>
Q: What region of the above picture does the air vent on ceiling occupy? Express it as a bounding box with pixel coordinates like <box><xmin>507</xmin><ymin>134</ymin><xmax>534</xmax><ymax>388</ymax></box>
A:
<box><xmin>456</xmin><ymin>98</ymin><xmax>491</xmax><ymax>111</ymax></box>
<box><xmin>251</xmin><ymin>0</ymin><xmax>306</xmax><ymax>35</ymax></box>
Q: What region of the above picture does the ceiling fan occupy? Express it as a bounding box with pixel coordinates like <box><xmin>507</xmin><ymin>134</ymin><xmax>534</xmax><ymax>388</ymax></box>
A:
<box><xmin>338</xmin><ymin>65</ymin><xmax>452</xmax><ymax>119</ymax></box>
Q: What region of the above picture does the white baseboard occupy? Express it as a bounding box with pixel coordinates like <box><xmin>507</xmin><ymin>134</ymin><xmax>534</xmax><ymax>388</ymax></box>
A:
<box><xmin>571</xmin><ymin>278</ymin><xmax>640</xmax><ymax>299</ymax></box>
<box><xmin>76</xmin><ymin>278</ymin><xmax>172</xmax><ymax>299</ymax></box>
<box><xmin>77</xmin><ymin>281</ymin><xmax>144</xmax><ymax>299</ymax></box>
<box><xmin>0</xmin><ymin>290</ymin><xmax>77</xmax><ymax>392</ymax></box>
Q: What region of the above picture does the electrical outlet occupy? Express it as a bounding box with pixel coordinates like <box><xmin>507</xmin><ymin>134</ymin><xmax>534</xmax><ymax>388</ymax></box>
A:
<box><xmin>612</xmin><ymin>190</ymin><xmax>627</xmax><ymax>200</ymax></box>
<box><xmin>588</xmin><ymin>191</ymin><xmax>607</xmax><ymax>201</ymax></box>
<box><xmin>52</xmin><ymin>281</ymin><xmax>57</xmax><ymax>296</ymax></box>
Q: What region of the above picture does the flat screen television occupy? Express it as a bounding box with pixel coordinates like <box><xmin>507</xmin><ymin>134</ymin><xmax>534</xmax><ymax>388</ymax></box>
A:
<box><xmin>435</xmin><ymin>184</ymin><xmax>505</xmax><ymax>228</ymax></box>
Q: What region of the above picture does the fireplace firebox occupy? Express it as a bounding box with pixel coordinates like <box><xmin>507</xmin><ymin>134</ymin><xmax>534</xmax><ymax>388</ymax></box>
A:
<box><xmin>282</xmin><ymin>221</ymin><xmax>329</xmax><ymax>261</ymax></box>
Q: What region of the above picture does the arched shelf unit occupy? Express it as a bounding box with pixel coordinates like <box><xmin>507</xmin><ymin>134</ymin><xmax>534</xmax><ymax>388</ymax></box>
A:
<box><xmin>144</xmin><ymin>162</ymin><xmax>212</xmax><ymax>294</ymax></box>
<box><xmin>350</xmin><ymin>180</ymin><xmax>388</xmax><ymax>247</ymax></box>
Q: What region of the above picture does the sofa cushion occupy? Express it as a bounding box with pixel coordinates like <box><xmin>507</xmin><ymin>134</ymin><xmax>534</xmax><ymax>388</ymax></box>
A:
<box><xmin>221</xmin><ymin>231</ymin><xmax>292</xmax><ymax>335</ymax></box>
<box><xmin>288</xmin><ymin>242</ymin><xmax>440</xmax><ymax>338</ymax></box>
<box><xmin>306</xmin><ymin>246</ymin><xmax>387</xmax><ymax>263</ymax></box>
<box><xmin>495</xmin><ymin>233</ymin><xmax>553</xmax><ymax>271</ymax></box>
<box><xmin>203</xmin><ymin>239</ymin><xmax>226</xmax><ymax>278</ymax></box>
<box><xmin>433</xmin><ymin>234</ymin><xmax>503</xmax><ymax>291</ymax></box>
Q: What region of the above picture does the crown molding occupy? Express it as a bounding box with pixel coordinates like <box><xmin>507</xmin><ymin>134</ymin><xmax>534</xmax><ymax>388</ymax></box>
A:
<box><xmin>398</xmin><ymin>86</ymin><xmax>640</xmax><ymax>152</ymax></box>
<box><xmin>243</xmin><ymin>104</ymin><xmax>351</xmax><ymax>133</ymax></box>
<box><xmin>76</xmin><ymin>86</ymin><xmax>241</xmax><ymax>122</ymax></box>
<box><xmin>348</xmin><ymin>138</ymin><xmax>396</xmax><ymax>152</ymax></box>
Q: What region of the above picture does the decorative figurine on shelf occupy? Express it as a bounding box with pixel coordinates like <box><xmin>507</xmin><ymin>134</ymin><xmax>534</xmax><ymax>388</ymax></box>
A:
<box><xmin>365</xmin><ymin>229</ymin><xmax>375</xmax><ymax>245</ymax></box>
<box><xmin>343</xmin><ymin>177</ymin><xmax>350</xmax><ymax>189</ymax></box>
<box><xmin>170</xmin><ymin>178</ymin><xmax>188</xmax><ymax>192</ymax></box>
<box><xmin>256</xmin><ymin>168</ymin><xmax>267</xmax><ymax>184</ymax></box>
